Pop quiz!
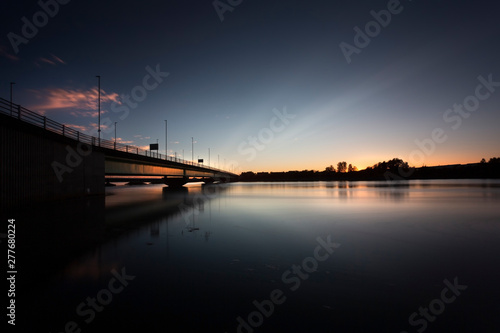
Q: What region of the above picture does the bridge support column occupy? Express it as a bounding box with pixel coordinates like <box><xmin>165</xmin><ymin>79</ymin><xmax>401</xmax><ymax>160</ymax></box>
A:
<box><xmin>164</xmin><ymin>177</ymin><xmax>188</xmax><ymax>188</ymax></box>
<box><xmin>203</xmin><ymin>178</ymin><xmax>215</xmax><ymax>185</ymax></box>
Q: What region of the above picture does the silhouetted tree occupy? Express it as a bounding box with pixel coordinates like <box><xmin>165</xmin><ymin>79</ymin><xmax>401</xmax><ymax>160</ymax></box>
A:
<box><xmin>337</xmin><ymin>161</ymin><xmax>347</xmax><ymax>173</ymax></box>
<box><xmin>480</xmin><ymin>158</ymin><xmax>486</xmax><ymax>163</ymax></box>
<box><xmin>372</xmin><ymin>158</ymin><xmax>409</xmax><ymax>172</ymax></box>
<box><xmin>325</xmin><ymin>165</ymin><xmax>335</xmax><ymax>172</ymax></box>
<box><xmin>348</xmin><ymin>164</ymin><xmax>358</xmax><ymax>172</ymax></box>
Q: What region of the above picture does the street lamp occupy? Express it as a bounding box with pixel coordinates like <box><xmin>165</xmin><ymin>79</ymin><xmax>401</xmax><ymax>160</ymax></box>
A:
<box><xmin>114</xmin><ymin>122</ymin><xmax>117</xmax><ymax>149</ymax></box>
<box><xmin>96</xmin><ymin>75</ymin><xmax>101</xmax><ymax>145</ymax></box>
<box><xmin>10</xmin><ymin>82</ymin><xmax>15</xmax><ymax>116</ymax></box>
<box><xmin>191</xmin><ymin>137</ymin><xmax>194</xmax><ymax>163</ymax></box>
<box><xmin>165</xmin><ymin>120</ymin><xmax>168</xmax><ymax>160</ymax></box>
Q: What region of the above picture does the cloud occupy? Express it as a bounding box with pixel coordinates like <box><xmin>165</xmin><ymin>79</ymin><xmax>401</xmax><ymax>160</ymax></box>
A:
<box><xmin>0</xmin><ymin>45</ymin><xmax>19</xmax><ymax>62</ymax></box>
<box><xmin>89</xmin><ymin>122</ymin><xmax>111</xmax><ymax>131</ymax></box>
<box><xmin>64</xmin><ymin>123</ymin><xmax>89</xmax><ymax>132</ymax></box>
<box><xmin>38</xmin><ymin>58</ymin><xmax>56</xmax><ymax>66</ymax></box>
<box><xmin>69</xmin><ymin>110</ymin><xmax>101</xmax><ymax>118</ymax></box>
<box><xmin>28</xmin><ymin>87</ymin><xmax>120</xmax><ymax>116</ymax></box>
<box><xmin>132</xmin><ymin>134</ymin><xmax>152</xmax><ymax>140</ymax></box>
<box><xmin>133</xmin><ymin>135</ymin><xmax>153</xmax><ymax>140</ymax></box>
<box><xmin>51</xmin><ymin>54</ymin><xmax>65</xmax><ymax>64</ymax></box>
<box><xmin>35</xmin><ymin>54</ymin><xmax>66</xmax><ymax>67</ymax></box>
<box><xmin>115</xmin><ymin>138</ymin><xmax>133</xmax><ymax>144</ymax></box>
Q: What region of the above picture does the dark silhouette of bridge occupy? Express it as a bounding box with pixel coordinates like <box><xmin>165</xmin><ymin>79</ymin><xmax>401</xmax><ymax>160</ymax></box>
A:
<box><xmin>0</xmin><ymin>97</ymin><xmax>238</xmax><ymax>209</ymax></box>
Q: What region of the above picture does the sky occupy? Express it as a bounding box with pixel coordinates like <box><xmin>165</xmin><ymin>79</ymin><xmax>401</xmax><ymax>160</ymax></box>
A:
<box><xmin>1</xmin><ymin>0</ymin><xmax>499</xmax><ymax>173</ymax></box>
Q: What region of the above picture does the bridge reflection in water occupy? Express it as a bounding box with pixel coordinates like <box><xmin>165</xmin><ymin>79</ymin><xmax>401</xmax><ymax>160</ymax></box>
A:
<box><xmin>12</xmin><ymin>182</ymin><xmax>226</xmax><ymax>292</ymax></box>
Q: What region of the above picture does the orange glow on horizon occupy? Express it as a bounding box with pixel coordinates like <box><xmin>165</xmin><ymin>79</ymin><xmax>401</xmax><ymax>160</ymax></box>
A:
<box><xmin>239</xmin><ymin>154</ymin><xmax>497</xmax><ymax>173</ymax></box>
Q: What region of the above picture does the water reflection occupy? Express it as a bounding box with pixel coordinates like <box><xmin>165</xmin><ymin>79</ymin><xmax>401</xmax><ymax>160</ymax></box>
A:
<box><xmin>19</xmin><ymin>180</ymin><xmax>500</xmax><ymax>332</ymax></box>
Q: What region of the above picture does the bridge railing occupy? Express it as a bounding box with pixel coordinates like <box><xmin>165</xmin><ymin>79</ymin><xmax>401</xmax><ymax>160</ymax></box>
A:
<box><xmin>0</xmin><ymin>97</ymin><xmax>234</xmax><ymax>174</ymax></box>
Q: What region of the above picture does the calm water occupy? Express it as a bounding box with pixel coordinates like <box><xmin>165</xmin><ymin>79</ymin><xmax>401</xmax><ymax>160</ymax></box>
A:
<box><xmin>19</xmin><ymin>180</ymin><xmax>500</xmax><ymax>332</ymax></box>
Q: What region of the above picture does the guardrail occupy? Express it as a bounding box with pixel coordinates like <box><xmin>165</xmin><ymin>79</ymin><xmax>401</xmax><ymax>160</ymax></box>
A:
<box><xmin>0</xmin><ymin>97</ymin><xmax>233</xmax><ymax>174</ymax></box>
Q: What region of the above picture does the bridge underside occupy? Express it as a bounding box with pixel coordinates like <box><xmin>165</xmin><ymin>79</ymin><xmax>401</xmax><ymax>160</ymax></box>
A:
<box><xmin>105</xmin><ymin>156</ymin><xmax>234</xmax><ymax>187</ymax></box>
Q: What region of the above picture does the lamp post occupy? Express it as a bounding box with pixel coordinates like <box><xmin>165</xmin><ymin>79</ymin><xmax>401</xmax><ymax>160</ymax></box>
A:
<box><xmin>10</xmin><ymin>82</ymin><xmax>15</xmax><ymax>116</ymax></box>
<box><xmin>208</xmin><ymin>148</ymin><xmax>210</xmax><ymax>167</ymax></box>
<box><xmin>114</xmin><ymin>122</ymin><xmax>117</xmax><ymax>149</ymax></box>
<box><xmin>191</xmin><ymin>137</ymin><xmax>194</xmax><ymax>163</ymax></box>
<box><xmin>165</xmin><ymin>120</ymin><xmax>168</xmax><ymax>160</ymax></box>
<box><xmin>96</xmin><ymin>75</ymin><xmax>101</xmax><ymax>146</ymax></box>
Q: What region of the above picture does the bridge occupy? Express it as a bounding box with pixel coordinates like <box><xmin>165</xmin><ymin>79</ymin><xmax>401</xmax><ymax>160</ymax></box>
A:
<box><xmin>0</xmin><ymin>97</ymin><xmax>238</xmax><ymax>209</ymax></box>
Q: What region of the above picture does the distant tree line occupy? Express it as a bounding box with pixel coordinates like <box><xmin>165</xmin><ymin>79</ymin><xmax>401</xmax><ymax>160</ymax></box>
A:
<box><xmin>238</xmin><ymin>157</ymin><xmax>500</xmax><ymax>182</ymax></box>
<box><xmin>324</xmin><ymin>161</ymin><xmax>358</xmax><ymax>173</ymax></box>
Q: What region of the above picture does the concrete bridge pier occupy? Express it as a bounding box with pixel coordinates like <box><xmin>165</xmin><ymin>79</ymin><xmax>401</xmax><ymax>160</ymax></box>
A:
<box><xmin>164</xmin><ymin>177</ymin><xmax>189</xmax><ymax>188</ymax></box>
<box><xmin>203</xmin><ymin>178</ymin><xmax>215</xmax><ymax>185</ymax></box>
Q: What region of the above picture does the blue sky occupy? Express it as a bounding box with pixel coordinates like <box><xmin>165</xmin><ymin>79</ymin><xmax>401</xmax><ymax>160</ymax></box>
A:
<box><xmin>1</xmin><ymin>0</ymin><xmax>499</xmax><ymax>172</ymax></box>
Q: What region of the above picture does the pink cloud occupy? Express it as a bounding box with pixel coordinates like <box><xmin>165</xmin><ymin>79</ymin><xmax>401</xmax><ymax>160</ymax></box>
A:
<box><xmin>35</xmin><ymin>54</ymin><xmax>66</xmax><ymax>67</ymax></box>
<box><xmin>39</xmin><ymin>57</ymin><xmax>56</xmax><ymax>66</ymax></box>
<box><xmin>89</xmin><ymin>122</ymin><xmax>111</xmax><ymax>131</ymax></box>
<box><xmin>0</xmin><ymin>45</ymin><xmax>19</xmax><ymax>62</ymax></box>
<box><xmin>51</xmin><ymin>54</ymin><xmax>66</xmax><ymax>64</ymax></box>
<box><xmin>116</xmin><ymin>138</ymin><xmax>134</xmax><ymax>144</ymax></box>
<box><xmin>64</xmin><ymin>123</ymin><xmax>89</xmax><ymax>132</ymax></box>
<box><xmin>28</xmin><ymin>87</ymin><xmax>120</xmax><ymax>116</ymax></box>
<box><xmin>69</xmin><ymin>110</ymin><xmax>101</xmax><ymax>118</ymax></box>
